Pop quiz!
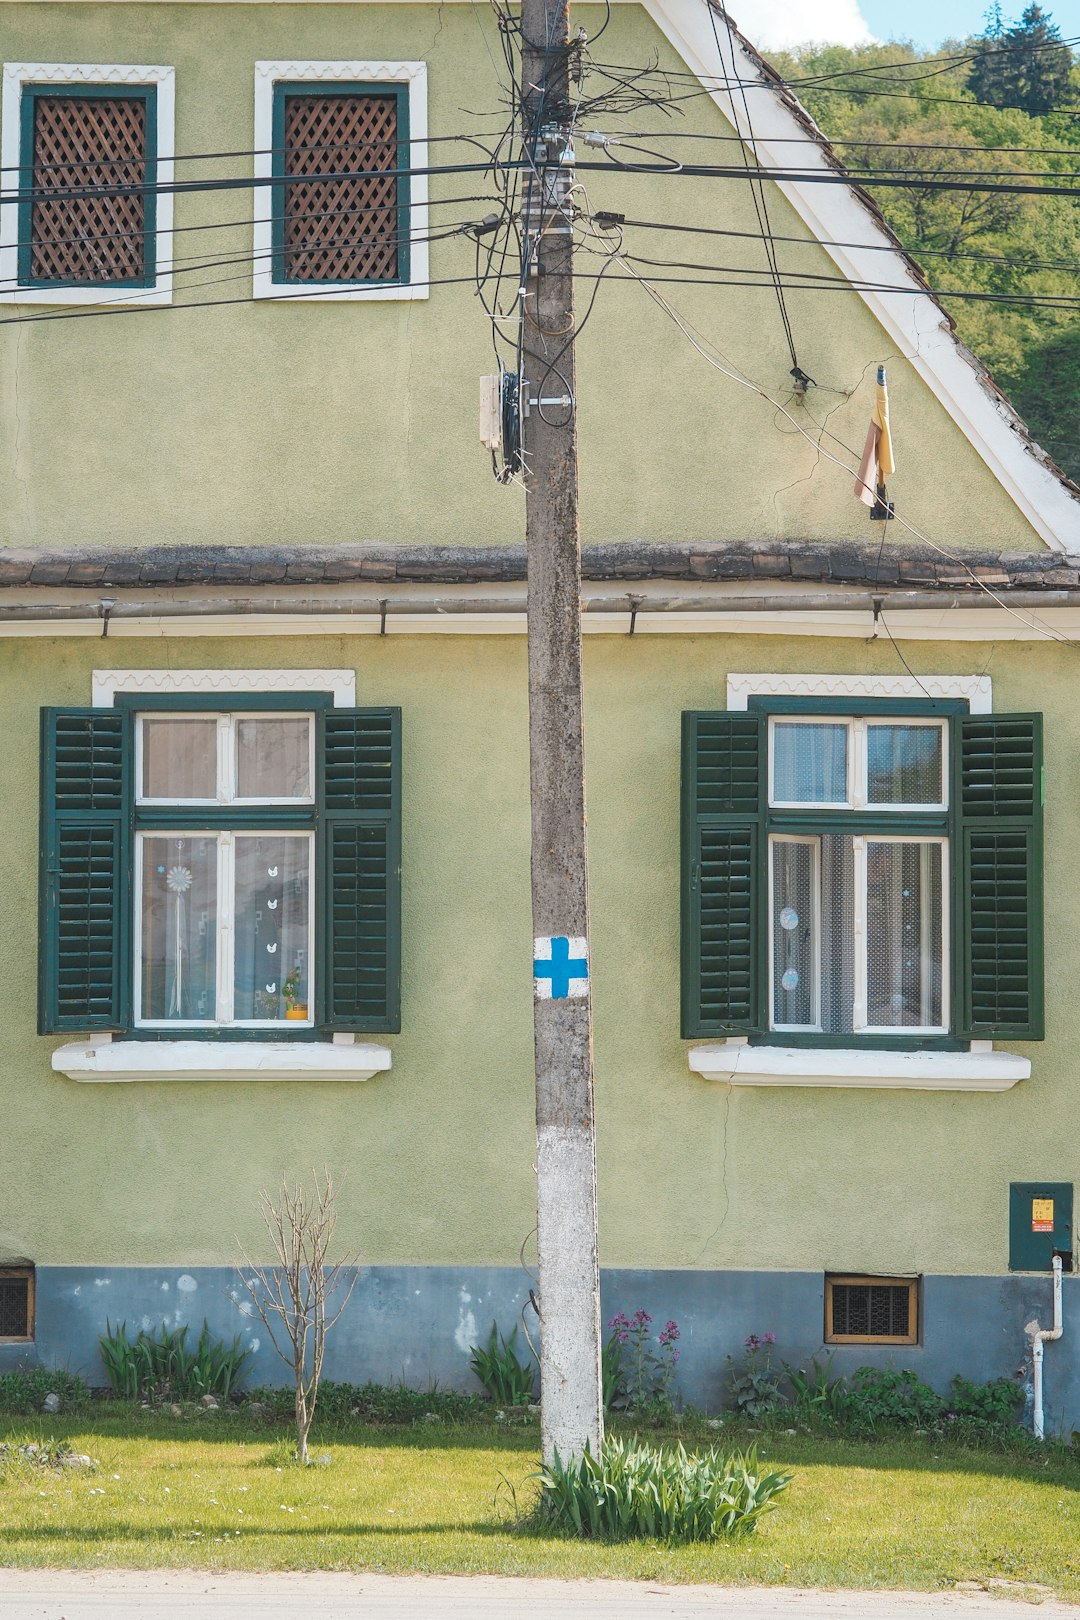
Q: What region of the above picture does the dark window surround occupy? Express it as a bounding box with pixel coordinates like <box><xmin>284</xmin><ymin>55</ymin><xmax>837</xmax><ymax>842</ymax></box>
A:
<box><xmin>18</xmin><ymin>83</ymin><xmax>158</xmax><ymax>290</ymax></box>
<box><xmin>39</xmin><ymin>694</ymin><xmax>402</xmax><ymax>1041</ymax></box>
<box><xmin>0</xmin><ymin>1267</ymin><xmax>35</xmax><ymax>1342</ymax></box>
<box><xmin>270</xmin><ymin>81</ymin><xmax>411</xmax><ymax>287</ymax></box>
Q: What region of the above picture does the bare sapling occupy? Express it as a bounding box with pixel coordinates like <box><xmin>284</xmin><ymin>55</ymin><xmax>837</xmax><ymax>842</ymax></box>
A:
<box><xmin>238</xmin><ymin>1169</ymin><xmax>358</xmax><ymax>1464</ymax></box>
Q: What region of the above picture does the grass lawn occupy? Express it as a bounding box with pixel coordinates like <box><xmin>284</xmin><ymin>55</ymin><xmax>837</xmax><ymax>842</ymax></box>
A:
<box><xmin>1</xmin><ymin>1409</ymin><xmax>1080</xmax><ymax>1598</ymax></box>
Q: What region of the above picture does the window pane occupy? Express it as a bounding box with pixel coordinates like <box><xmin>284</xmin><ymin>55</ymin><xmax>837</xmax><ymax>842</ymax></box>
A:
<box><xmin>868</xmin><ymin>725</ymin><xmax>943</xmax><ymax>805</ymax></box>
<box><xmin>233</xmin><ymin>836</ymin><xmax>311</xmax><ymax>1021</ymax></box>
<box><xmin>236</xmin><ymin>717</ymin><xmax>312</xmax><ymax>800</ymax></box>
<box><xmin>771</xmin><ymin>840</ymin><xmax>817</xmax><ymax>1027</ymax></box>
<box><xmin>867</xmin><ymin>842</ymin><xmax>944</xmax><ymax>1028</ymax></box>
<box><xmin>819</xmin><ymin>835</ymin><xmax>856</xmax><ymax>1035</ymax></box>
<box><xmin>140</xmin><ymin>837</ymin><xmax>217</xmax><ymax>1020</ymax></box>
<box><xmin>141</xmin><ymin>718</ymin><xmax>218</xmax><ymax>800</ymax></box>
<box><xmin>772</xmin><ymin>722</ymin><xmax>848</xmax><ymax>803</ymax></box>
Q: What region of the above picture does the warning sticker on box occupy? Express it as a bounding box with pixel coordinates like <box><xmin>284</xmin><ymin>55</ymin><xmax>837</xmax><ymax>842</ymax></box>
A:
<box><xmin>1032</xmin><ymin>1197</ymin><xmax>1055</xmax><ymax>1233</ymax></box>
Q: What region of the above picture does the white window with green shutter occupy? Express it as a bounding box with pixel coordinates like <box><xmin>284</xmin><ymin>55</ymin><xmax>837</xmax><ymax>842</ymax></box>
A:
<box><xmin>682</xmin><ymin>676</ymin><xmax>1043</xmax><ymax>1090</ymax></box>
<box><xmin>40</xmin><ymin>671</ymin><xmax>400</xmax><ymax>1082</ymax></box>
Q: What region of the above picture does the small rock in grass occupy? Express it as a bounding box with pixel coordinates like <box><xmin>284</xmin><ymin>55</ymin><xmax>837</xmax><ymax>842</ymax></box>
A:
<box><xmin>199</xmin><ymin>1395</ymin><xmax>219</xmax><ymax>1409</ymax></box>
<box><xmin>783</xmin><ymin>1428</ymin><xmax>798</xmax><ymax>1435</ymax></box>
<box><xmin>60</xmin><ymin>1453</ymin><xmax>94</xmax><ymax>1470</ymax></box>
<box><xmin>42</xmin><ymin>1393</ymin><xmax>60</xmax><ymax>1414</ymax></box>
<box><xmin>316</xmin><ymin>1453</ymin><xmax>331</xmax><ymax>1468</ymax></box>
<box><xmin>170</xmin><ymin>1404</ymin><xmax>183</xmax><ymax>1416</ymax></box>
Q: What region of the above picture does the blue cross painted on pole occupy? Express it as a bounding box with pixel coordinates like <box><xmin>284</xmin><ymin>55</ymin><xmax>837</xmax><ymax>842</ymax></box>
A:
<box><xmin>534</xmin><ymin>935</ymin><xmax>589</xmax><ymax>999</ymax></box>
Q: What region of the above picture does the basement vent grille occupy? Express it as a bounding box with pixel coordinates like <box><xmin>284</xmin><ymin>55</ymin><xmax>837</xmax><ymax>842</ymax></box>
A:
<box><xmin>0</xmin><ymin>1270</ymin><xmax>34</xmax><ymax>1340</ymax></box>
<box><xmin>825</xmin><ymin>1275</ymin><xmax>918</xmax><ymax>1345</ymax></box>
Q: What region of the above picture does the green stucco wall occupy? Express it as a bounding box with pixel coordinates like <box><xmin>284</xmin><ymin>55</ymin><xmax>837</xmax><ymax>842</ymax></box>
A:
<box><xmin>0</xmin><ymin>630</ymin><xmax>1074</xmax><ymax>1276</ymax></box>
<box><xmin>0</xmin><ymin>2</ymin><xmax>1048</xmax><ymax>550</ymax></box>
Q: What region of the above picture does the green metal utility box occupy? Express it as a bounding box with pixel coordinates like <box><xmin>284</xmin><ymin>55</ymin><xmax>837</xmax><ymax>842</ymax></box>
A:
<box><xmin>1009</xmin><ymin>1182</ymin><xmax>1073</xmax><ymax>1271</ymax></box>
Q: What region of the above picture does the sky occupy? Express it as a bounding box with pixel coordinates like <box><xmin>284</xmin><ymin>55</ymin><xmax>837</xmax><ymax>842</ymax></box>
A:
<box><xmin>738</xmin><ymin>0</ymin><xmax>1080</xmax><ymax>50</ymax></box>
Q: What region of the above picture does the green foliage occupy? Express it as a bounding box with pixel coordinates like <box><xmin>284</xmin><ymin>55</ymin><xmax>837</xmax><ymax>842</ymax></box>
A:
<box><xmin>605</xmin><ymin>1311</ymin><xmax>682</xmax><ymax>1415</ymax></box>
<box><xmin>98</xmin><ymin>1319</ymin><xmax>251</xmax><ymax>1403</ymax></box>
<box><xmin>247</xmin><ymin>1379</ymin><xmax>487</xmax><ymax>1425</ymax></box>
<box><xmin>769</xmin><ymin>35</ymin><xmax>1080</xmax><ymax>481</ymax></box>
<box><xmin>968</xmin><ymin>4</ymin><xmax>1074</xmax><ymax>113</ymax></box>
<box><xmin>468</xmin><ymin>1322</ymin><xmax>537</xmax><ymax>1406</ymax></box>
<box><xmin>835</xmin><ymin>1367</ymin><xmax>946</xmax><ymax>1432</ymax></box>
<box><xmin>0</xmin><ymin>1367</ymin><xmax>90</xmax><ymax>1415</ymax></box>
<box><xmin>783</xmin><ymin>1354</ymin><xmax>845</xmax><ymax>1419</ymax></box>
<box><xmin>728</xmin><ymin>1332</ymin><xmax>784</xmax><ymax>1418</ymax></box>
<box><xmin>536</xmin><ymin>1437</ymin><xmax>792</xmax><ymax>1541</ymax></box>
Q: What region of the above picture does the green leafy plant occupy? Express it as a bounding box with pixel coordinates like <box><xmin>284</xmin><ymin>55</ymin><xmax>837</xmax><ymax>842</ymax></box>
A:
<box><xmin>247</xmin><ymin>1379</ymin><xmax>488</xmax><ymax>1425</ymax></box>
<box><xmin>783</xmin><ymin>1352</ymin><xmax>845</xmax><ymax>1419</ymax></box>
<box><xmin>949</xmin><ymin>1374</ymin><xmax>1022</xmax><ymax>1427</ymax></box>
<box><xmin>98</xmin><ymin>1319</ymin><xmax>251</xmax><ymax>1403</ymax></box>
<box><xmin>835</xmin><ymin>1367</ymin><xmax>945</xmax><ymax>1433</ymax></box>
<box><xmin>606</xmin><ymin>1310</ymin><xmax>682</xmax><ymax>1414</ymax></box>
<box><xmin>0</xmin><ymin>1368</ymin><xmax>90</xmax><ymax>1415</ymax></box>
<box><xmin>536</xmin><ymin>1436</ymin><xmax>792</xmax><ymax>1541</ymax></box>
<box><xmin>282</xmin><ymin>968</ymin><xmax>304</xmax><ymax>1011</ymax></box>
<box><xmin>728</xmin><ymin>1331</ymin><xmax>784</xmax><ymax>1418</ymax></box>
<box><xmin>469</xmin><ymin>1322</ymin><xmax>536</xmax><ymax>1405</ymax></box>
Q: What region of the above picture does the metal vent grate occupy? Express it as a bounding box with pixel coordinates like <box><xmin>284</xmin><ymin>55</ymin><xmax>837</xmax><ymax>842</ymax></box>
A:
<box><xmin>826</xmin><ymin>1275</ymin><xmax>917</xmax><ymax>1343</ymax></box>
<box><xmin>29</xmin><ymin>95</ymin><xmax>147</xmax><ymax>283</ymax></box>
<box><xmin>0</xmin><ymin>1272</ymin><xmax>32</xmax><ymax>1339</ymax></box>
<box><xmin>282</xmin><ymin>93</ymin><xmax>400</xmax><ymax>282</ymax></box>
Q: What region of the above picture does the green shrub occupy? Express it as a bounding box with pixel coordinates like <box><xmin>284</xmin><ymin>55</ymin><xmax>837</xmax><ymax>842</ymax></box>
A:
<box><xmin>98</xmin><ymin>1319</ymin><xmax>250</xmax><ymax>1403</ymax></box>
<box><xmin>949</xmin><ymin>1374</ymin><xmax>1022</xmax><ymax>1427</ymax></box>
<box><xmin>247</xmin><ymin>1380</ymin><xmax>487</xmax><ymax>1425</ymax></box>
<box><xmin>0</xmin><ymin>1368</ymin><xmax>90</xmax><ymax>1415</ymax></box>
<box><xmin>836</xmin><ymin>1367</ymin><xmax>945</xmax><ymax>1432</ymax></box>
<box><xmin>783</xmin><ymin>1353</ymin><xmax>845</xmax><ymax>1420</ymax></box>
<box><xmin>537</xmin><ymin>1436</ymin><xmax>792</xmax><ymax>1541</ymax></box>
<box><xmin>469</xmin><ymin>1322</ymin><xmax>537</xmax><ymax>1405</ymax></box>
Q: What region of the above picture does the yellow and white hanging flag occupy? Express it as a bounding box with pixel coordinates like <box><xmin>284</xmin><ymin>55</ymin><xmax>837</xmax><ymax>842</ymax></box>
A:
<box><xmin>855</xmin><ymin>365</ymin><xmax>896</xmax><ymax>507</ymax></box>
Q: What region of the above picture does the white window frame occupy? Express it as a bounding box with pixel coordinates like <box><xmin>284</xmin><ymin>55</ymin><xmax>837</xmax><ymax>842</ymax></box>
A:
<box><xmin>768</xmin><ymin>716</ymin><xmax>948</xmax><ymax>813</ymax></box>
<box><xmin>252</xmin><ymin>59</ymin><xmax>429</xmax><ymax>303</ymax></box>
<box><xmin>135</xmin><ymin>711</ymin><xmax>316</xmax><ymax>807</ymax></box>
<box><xmin>0</xmin><ymin>62</ymin><xmax>175</xmax><ymax>306</ymax></box>
<box><xmin>134</xmin><ymin>827</ymin><xmax>317</xmax><ymax>1031</ymax></box>
<box><xmin>767</xmin><ymin>830</ymin><xmax>949</xmax><ymax>1039</ymax></box>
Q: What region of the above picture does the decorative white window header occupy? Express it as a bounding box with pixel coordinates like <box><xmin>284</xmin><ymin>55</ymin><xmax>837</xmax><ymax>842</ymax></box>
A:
<box><xmin>92</xmin><ymin>668</ymin><xmax>357</xmax><ymax>707</ymax></box>
<box><xmin>252</xmin><ymin>60</ymin><xmax>429</xmax><ymax>304</ymax></box>
<box><xmin>726</xmin><ymin>673</ymin><xmax>992</xmax><ymax>712</ymax></box>
<box><xmin>0</xmin><ymin>63</ymin><xmax>175</xmax><ymax>307</ymax></box>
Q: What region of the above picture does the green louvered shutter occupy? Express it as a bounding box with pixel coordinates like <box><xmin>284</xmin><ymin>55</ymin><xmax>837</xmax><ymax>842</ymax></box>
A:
<box><xmin>317</xmin><ymin>708</ymin><xmax>401</xmax><ymax>1032</ymax></box>
<box><xmin>681</xmin><ymin>712</ymin><xmax>765</xmax><ymax>1038</ymax></box>
<box><xmin>955</xmin><ymin>713</ymin><xmax>1044</xmax><ymax>1040</ymax></box>
<box><xmin>39</xmin><ymin>708</ymin><xmax>132</xmax><ymax>1034</ymax></box>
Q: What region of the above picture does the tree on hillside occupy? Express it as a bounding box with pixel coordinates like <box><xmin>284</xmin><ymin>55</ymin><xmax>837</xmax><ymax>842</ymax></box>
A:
<box><xmin>968</xmin><ymin>5</ymin><xmax>1074</xmax><ymax>113</ymax></box>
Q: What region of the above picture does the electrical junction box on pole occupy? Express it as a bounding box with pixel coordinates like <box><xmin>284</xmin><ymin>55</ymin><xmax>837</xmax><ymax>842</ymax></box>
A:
<box><xmin>1009</xmin><ymin>1182</ymin><xmax>1073</xmax><ymax>1271</ymax></box>
<box><xmin>479</xmin><ymin>375</ymin><xmax>501</xmax><ymax>451</ymax></box>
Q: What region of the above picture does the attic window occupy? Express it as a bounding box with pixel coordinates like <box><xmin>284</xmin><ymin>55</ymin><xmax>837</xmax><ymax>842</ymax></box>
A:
<box><xmin>825</xmin><ymin>1274</ymin><xmax>917</xmax><ymax>1345</ymax></box>
<box><xmin>0</xmin><ymin>1268</ymin><xmax>35</xmax><ymax>1341</ymax></box>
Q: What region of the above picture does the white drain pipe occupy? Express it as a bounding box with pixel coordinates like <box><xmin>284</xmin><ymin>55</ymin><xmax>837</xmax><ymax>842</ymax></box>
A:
<box><xmin>1032</xmin><ymin>1254</ymin><xmax>1064</xmax><ymax>1441</ymax></box>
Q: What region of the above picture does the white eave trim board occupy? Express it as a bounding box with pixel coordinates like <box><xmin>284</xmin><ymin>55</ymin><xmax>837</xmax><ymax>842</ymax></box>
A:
<box><xmin>639</xmin><ymin>0</ymin><xmax>1078</xmax><ymax>554</ymax></box>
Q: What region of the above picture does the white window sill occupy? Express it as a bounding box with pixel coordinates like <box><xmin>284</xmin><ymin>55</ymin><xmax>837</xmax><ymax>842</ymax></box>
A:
<box><xmin>52</xmin><ymin>1040</ymin><xmax>392</xmax><ymax>1084</ymax></box>
<box><xmin>688</xmin><ymin>1041</ymin><xmax>1030</xmax><ymax>1091</ymax></box>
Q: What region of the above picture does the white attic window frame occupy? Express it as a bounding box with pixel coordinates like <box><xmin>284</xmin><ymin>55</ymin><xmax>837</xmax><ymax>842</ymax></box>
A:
<box><xmin>252</xmin><ymin>60</ymin><xmax>429</xmax><ymax>303</ymax></box>
<box><xmin>0</xmin><ymin>62</ymin><xmax>175</xmax><ymax>307</ymax></box>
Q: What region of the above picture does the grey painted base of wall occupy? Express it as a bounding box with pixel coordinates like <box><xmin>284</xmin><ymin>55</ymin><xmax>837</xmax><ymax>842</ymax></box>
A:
<box><xmin>3</xmin><ymin>1265</ymin><xmax>1076</xmax><ymax>1436</ymax></box>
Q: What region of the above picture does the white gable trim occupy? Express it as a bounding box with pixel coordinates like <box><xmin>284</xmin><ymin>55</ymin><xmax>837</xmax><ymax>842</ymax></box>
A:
<box><xmin>641</xmin><ymin>0</ymin><xmax>1077</xmax><ymax>553</ymax></box>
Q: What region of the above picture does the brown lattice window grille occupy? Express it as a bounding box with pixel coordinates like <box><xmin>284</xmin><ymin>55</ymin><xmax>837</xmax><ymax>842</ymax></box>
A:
<box><xmin>278</xmin><ymin>91</ymin><xmax>403</xmax><ymax>283</ymax></box>
<box><xmin>0</xmin><ymin>1268</ymin><xmax>34</xmax><ymax>1341</ymax></box>
<box><xmin>25</xmin><ymin>92</ymin><xmax>151</xmax><ymax>285</ymax></box>
<box><xmin>825</xmin><ymin>1275</ymin><xmax>918</xmax><ymax>1345</ymax></box>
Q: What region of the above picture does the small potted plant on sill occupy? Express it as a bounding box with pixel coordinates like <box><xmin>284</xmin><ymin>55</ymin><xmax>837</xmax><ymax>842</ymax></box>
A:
<box><xmin>283</xmin><ymin>968</ymin><xmax>307</xmax><ymax>1022</ymax></box>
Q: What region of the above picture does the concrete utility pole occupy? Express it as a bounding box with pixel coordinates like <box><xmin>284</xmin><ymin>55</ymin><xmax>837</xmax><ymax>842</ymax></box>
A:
<box><xmin>519</xmin><ymin>0</ymin><xmax>604</xmax><ymax>1466</ymax></box>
